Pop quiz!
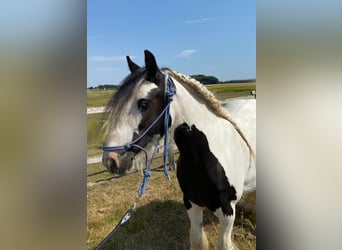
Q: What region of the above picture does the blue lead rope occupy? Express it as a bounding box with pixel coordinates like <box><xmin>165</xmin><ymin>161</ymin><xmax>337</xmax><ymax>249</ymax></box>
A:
<box><xmin>138</xmin><ymin>141</ymin><xmax>159</xmax><ymax>196</ymax></box>
<box><xmin>162</xmin><ymin>76</ymin><xmax>176</xmax><ymax>180</ymax></box>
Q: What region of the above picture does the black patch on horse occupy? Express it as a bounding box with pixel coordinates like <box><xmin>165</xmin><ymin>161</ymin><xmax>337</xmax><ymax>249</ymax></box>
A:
<box><xmin>174</xmin><ymin>123</ymin><xmax>237</xmax><ymax>216</ymax></box>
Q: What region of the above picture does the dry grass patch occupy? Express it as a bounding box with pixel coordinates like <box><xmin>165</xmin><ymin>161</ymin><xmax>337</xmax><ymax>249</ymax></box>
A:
<box><xmin>87</xmin><ymin>155</ymin><xmax>256</xmax><ymax>249</ymax></box>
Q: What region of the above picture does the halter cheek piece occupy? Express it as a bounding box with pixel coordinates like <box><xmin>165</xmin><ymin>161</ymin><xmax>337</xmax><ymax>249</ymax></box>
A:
<box><xmin>103</xmin><ymin>75</ymin><xmax>176</xmax><ymax>194</ymax></box>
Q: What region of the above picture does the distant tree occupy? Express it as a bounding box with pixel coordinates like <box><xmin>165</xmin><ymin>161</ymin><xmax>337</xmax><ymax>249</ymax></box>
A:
<box><xmin>223</xmin><ymin>79</ymin><xmax>256</xmax><ymax>84</ymax></box>
<box><xmin>191</xmin><ymin>74</ymin><xmax>219</xmax><ymax>84</ymax></box>
<box><xmin>97</xmin><ymin>84</ymin><xmax>116</xmax><ymax>90</ymax></box>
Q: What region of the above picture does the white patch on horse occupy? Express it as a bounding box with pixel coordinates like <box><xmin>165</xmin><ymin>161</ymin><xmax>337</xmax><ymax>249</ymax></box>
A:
<box><xmin>105</xmin><ymin>82</ymin><xmax>158</xmax><ymax>147</ymax></box>
<box><xmin>214</xmin><ymin>207</ymin><xmax>237</xmax><ymax>250</ymax></box>
<box><xmin>187</xmin><ymin>201</ymin><xmax>209</xmax><ymax>250</ymax></box>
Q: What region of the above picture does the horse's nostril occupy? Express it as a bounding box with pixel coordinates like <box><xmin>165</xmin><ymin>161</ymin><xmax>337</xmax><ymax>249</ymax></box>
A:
<box><xmin>109</xmin><ymin>158</ymin><xmax>117</xmax><ymax>173</ymax></box>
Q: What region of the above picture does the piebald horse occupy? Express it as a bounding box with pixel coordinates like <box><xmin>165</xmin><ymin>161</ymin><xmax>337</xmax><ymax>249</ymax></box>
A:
<box><xmin>102</xmin><ymin>50</ymin><xmax>256</xmax><ymax>250</ymax></box>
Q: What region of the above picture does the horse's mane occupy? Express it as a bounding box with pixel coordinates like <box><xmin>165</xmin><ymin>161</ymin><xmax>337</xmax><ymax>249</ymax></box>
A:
<box><xmin>163</xmin><ymin>69</ymin><xmax>256</xmax><ymax>161</ymax></box>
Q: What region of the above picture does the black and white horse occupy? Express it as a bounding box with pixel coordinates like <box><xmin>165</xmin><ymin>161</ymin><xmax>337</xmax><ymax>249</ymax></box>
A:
<box><xmin>102</xmin><ymin>50</ymin><xmax>256</xmax><ymax>250</ymax></box>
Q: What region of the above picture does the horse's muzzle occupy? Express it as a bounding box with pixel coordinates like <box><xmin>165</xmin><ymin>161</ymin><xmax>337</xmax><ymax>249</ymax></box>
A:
<box><xmin>102</xmin><ymin>151</ymin><xmax>135</xmax><ymax>175</ymax></box>
<box><xmin>102</xmin><ymin>151</ymin><xmax>119</xmax><ymax>173</ymax></box>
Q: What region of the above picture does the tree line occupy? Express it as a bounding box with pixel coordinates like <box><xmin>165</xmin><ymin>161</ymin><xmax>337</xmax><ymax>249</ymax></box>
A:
<box><xmin>87</xmin><ymin>84</ymin><xmax>118</xmax><ymax>90</ymax></box>
<box><xmin>88</xmin><ymin>75</ymin><xmax>255</xmax><ymax>89</ymax></box>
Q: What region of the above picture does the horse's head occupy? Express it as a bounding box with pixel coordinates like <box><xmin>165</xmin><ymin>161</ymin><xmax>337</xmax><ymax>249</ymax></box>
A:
<box><xmin>102</xmin><ymin>50</ymin><xmax>172</xmax><ymax>175</ymax></box>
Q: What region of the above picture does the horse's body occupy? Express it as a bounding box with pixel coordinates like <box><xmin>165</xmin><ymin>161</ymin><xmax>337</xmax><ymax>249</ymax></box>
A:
<box><xmin>102</xmin><ymin>50</ymin><xmax>256</xmax><ymax>250</ymax></box>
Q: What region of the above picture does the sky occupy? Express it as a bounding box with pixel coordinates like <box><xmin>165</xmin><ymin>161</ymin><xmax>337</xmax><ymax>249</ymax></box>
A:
<box><xmin>87</xmin><ymin>1</ymin><xmax>255</xmax><ymax>87</ymax></box>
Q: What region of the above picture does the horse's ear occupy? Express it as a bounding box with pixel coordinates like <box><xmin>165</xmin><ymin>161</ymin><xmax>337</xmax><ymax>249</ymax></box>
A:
<box><xmin>144</xmin><ymin>50</ymin><xmax>159</xmax><ymax>80</ymax></box>
<box><xmin>126</xmin><ymin>56</ymin><xmax>140</xmax><ymax>73</ymax></box>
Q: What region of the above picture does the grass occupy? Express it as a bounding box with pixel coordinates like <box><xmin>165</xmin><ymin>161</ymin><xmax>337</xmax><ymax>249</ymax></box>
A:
<box><xmin>87</xmin><ymin>82</ymin><xmax>256</xmax><ymax>249</ymax></box>
<box><xmin>87</xmin><ymin>113</ymin><xmax>107</xmax><ymax>157</ymax></box>
<box><xmin>207</xmin><ymin>83</ymin><xmax>256</xmax><ymax>100</ymax></box>
<box><xmin>87</xmin><ymin>156</ymin><xmax>256</xmax><ymax>250</ymax></box>
<box><xmin>87</xmin><ymin>89</ymin><xmax>115</xmax><ymax>107</ymax></box>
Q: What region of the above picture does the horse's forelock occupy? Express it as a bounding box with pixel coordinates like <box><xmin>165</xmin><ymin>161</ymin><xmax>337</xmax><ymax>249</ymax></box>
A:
<box><xmin>104</xmin><ymin>68</ymin><xmax>147</xmax><ymax>125</ymax></box>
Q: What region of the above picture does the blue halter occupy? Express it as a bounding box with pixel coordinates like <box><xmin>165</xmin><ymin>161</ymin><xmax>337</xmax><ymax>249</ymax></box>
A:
<box><xmin>103</xmin><ymin>75</ymin><xmax>176</xmax><ymax>195</ymax></box>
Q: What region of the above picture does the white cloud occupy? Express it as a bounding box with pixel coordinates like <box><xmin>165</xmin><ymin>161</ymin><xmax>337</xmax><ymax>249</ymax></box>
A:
<box><xmin>88</xmin><ymin>56</ymin><xmax>127</xmax><ymax>62</ymax></box>
<box><xmin>185</xmin><ymin>16</ymin><xmax>224</xmax><ymax>24</ymax></box>
<box><xmin>177</xmin><ymin>49</ymin><xmax>197</xmax><ymax>58</ymax></box>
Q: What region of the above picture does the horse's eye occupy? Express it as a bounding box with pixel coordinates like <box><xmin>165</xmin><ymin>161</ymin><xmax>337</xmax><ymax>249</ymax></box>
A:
<box><xmin>137</xmin><ymin>99</ymin><xmax>151</xmax><ymax>112</ymax></box>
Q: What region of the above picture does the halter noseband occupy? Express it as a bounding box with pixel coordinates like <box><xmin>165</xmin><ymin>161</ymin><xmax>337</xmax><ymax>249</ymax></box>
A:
<box><xmin>103</xmin><ymin>75</ymin><xmax>176</xmax><ymax>185</ymax></box>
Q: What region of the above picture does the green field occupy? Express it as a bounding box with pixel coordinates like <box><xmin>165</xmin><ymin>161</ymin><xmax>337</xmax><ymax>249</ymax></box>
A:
<box><xmin>87</xmin><ymin>82</ymin><xmax>256</xmax><ymax>107</ymax></box>
<box><xmin>87</xmin><ymin>113</ymin><xmax>107</xmax><ymax>157</ymax></box>
<box><xmin>87</xmin><ymin>89</ymin><xmax>115</xmax><ymax>107</ymax></box>
<box><xmin>207</xmin><ymin>83</ymin><xmax>256</xmax><ymax>100</ymax></box>
<box><xmin>87</xmin><ymin>83</ymin><xmax>256</xmax><ymax>249</ymax></box>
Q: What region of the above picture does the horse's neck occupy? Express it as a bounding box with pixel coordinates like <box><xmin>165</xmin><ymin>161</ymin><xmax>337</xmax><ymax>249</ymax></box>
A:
<box><xmin>171</xmin><ymin>80</ymin><xmax>232</xmax><ymax>154</ymax></box>
<box><xmin>172</xmin><ymin>81</ymin><xmax>216</xmax><ymax>124</ymax></box>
